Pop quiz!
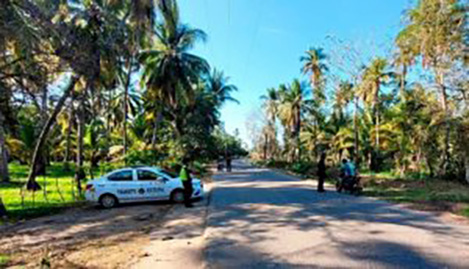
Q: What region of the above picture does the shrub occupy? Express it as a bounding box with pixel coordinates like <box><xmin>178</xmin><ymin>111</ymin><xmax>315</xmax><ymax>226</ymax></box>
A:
<box><xmin>289</xmin><ymin>161</ymin><xmax>315</xmax><ymax>175</ymax></box>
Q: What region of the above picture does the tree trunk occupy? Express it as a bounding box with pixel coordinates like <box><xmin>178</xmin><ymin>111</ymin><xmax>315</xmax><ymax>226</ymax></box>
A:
<box><xmin>400</xmin><ymin>64</ymin><xmax>407</xmax><ymax>101</ymax></box>
<box><xmin>75</xmin><ymin>91</ymin><xmax>86</xmax><ymax>196</ymax></box>
<box><xmin>36</xmin><ymin>86</ymin><xmax>49</xmax><ymax>176</ymax></box>
<box><xmin>0</xmin><ymin>197</ymin><xmax>6</xmax><ymax>218</ymax></box>
<box><xmin>63</xmin><ymin>101</ymin><xmax>74</xmax><ymax>171</ymax></box>
<box><xmin>263</xmin><ymin>133</ymin><xmax>268</xmax><ymax>160</ymax></box>
<box><xmin>353</xmin><ymin>96</ymin><xmax>360</xmax><ymax>165</ymax></box>
<box><xmin>374</xmin><ymin>82</ymin><xmax>380</xmax><ymax>152</ymax></box>
<box><xmin>0</xmin><ymin>110</ymin><xmax>9</xmax><ymax>183</ymax></box>
<box><xmin>123</xmin><ymin>57</ymin><xmax>133</xmax><ymax>163</ymax></box>
<box><xmin>296</xmin><ymin>107</ymin><xmax>302</xmax><ymax>162</ymax></box>
<box><xmin>436</xmin><ymin>70</ymin><xmax>450</xmax><ymax>176</ymax></box>
<box><xmin>151</xmin><ymin>111</ymin><xmax>163</xmax><ymax>150</ymax></box>
<box><xmin>465</xmin><ymin>156</ymin><xmax>469</xmax><ymax>185</ymax></box>
<box><xmin>27</xmin><ymin>75</ymin><xmax>80</xmax><ymax>190</ymax></box>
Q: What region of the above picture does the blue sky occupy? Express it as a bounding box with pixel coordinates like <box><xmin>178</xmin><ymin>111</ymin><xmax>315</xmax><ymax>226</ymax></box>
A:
<box><xmin>178</xmin><ymin>0</ymin><xmax>412</xmax><ymax>146</ymax></box>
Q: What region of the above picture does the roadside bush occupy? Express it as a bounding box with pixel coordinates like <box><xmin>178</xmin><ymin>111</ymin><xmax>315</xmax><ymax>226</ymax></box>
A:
<box><xmin>289</xmin><ymin>161</ymin><xmax>315</xmax><ymax>175</ymax></box>
<box><xmin>125</xmin><ymin>150</ymin><xmax>167</xmax><ymax>166</ymax></box>
<box><xmin>192</xmin><ymin>161</ymin><xmax>208</xmax><ymax>177</ymax></box>
<box><xmin>266</xmin><ymin>160</ymin><xmax>289</xmax><ymax>169</ymax></box>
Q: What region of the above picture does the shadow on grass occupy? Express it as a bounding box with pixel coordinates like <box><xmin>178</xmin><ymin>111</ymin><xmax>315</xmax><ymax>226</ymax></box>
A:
<box><xmin>0</xmin><ymin>182</ymin><xmax>24</xmax><ymax>190</ymax></box>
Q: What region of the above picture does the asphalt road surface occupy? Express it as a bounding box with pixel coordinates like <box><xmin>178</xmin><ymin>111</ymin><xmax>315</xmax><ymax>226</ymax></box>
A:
<box><xmin>204</xmin><ymin>160</ymin><xmax>469</xmax><ymax>268</ymax></box>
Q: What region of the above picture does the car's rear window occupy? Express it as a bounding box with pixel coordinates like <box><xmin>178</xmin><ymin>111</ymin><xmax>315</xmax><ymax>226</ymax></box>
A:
<box><xmin>108</xmin><ymin>170</ymin><xmax>133</xmax><ymax>181</ymax></box>
<box><xmin>160</xmin><ymin>169</ymin><xmax>177</xmax><ymax>178</ymax></box>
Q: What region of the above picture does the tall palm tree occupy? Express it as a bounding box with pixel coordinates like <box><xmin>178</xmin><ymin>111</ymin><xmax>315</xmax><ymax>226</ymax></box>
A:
<box><xmin>261</xmin><ymin>88</ymin><xmax>279</xmax><ymax>124</ymax></box>
<box><xmin>261</xmin><ymin>88</ymin><xmax>279</xmax><ymax>160</ymax></box>
<box><xmin>332</xmin><ymin>81</ymin><xmax>354</xmax><ymax>121</ymax></box>
<box><xmin>359</xmin><ymin>58</ymin><xmax>392</xmax><ymax>148</ymax></box>
<box><xmin>301</xmin><ymin>47</ymin><xmax>328</xmax><ymax>104</ymax></box>
<box><xmin>394</xmin><ymin>31</ymin><xmax>418</xmax><ymax>100</ymax></box>
<box><xmin>278</xmin><ymin>79</ymin><xmax>308</xmax><ymax>161</ymax></box>
<box><xmin>357</xmin><ymin>58</ymin><xmax>392</xmax><ymax>170</ymax></box>
<box><xmin>140</xmin><ymin>0</ymin><xmax>209</xmax><ymax>137</ymax></box>
<box><xmin>398</xmin><ymin>0</ymin><xmax>467</xmax><ymax>175</ymax></box>
<box><xmin>207</xmin><ymin>69</ymin><xmax>239</xmax><ymax>108</ymax></box>
<box><xmin>121</xmin><ymin>0</ymin><xmax>158</xmax><ymax>159</ymax></box>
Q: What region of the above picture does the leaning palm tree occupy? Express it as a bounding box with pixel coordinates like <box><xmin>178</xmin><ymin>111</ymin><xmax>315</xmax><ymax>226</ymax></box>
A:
<box><xmin>140</xmin><ymin>0</ymin><xmax>209</xmax><ymax>137</ymax></box>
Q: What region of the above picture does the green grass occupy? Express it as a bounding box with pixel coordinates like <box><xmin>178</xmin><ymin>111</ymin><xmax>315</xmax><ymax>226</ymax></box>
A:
<box><xmin>363</xmin><ymin>177</ymin><xmax>469</xmax><ymax>217</ymax></box>
<box><xmin>0</xmin><ymin>254</ymin><xmax>10</xmax><ymax>267</ymax></box>
<box><xmin>459</xmin><ymin>207</ymin><xmax>469</xmax><ymax>218</ymax></box>
<box><xmin>1</xmin><ymin>162</ymin><xmax>119</xmax><ymax>221</ymax></box>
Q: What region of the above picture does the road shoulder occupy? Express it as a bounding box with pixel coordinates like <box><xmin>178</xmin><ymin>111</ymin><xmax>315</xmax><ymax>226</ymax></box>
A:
<box><xmin>130</xmin><ymin>183</ymin><xmax>213</xmax><ymax>269</ymax></box>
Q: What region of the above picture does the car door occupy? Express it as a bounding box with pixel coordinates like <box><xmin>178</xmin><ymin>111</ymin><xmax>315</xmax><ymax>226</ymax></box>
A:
<box><xmin>136</xmin><ymin>169</ymin><xmax>167</xmax><ymax>200</ymax></box>
<box><xmin>107</xmin><ymin>169</ymin><xmax>138</xmax><ymax>202</ymax></box>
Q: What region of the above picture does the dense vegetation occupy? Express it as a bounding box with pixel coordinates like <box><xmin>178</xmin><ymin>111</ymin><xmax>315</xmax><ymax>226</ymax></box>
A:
<box><xmin>253</xmin><ymin>0</ymin><xmax>468</xmax><ymax>183</ymax></box>
<box><xmin>0</xmin><ymin>0</ymin><xmax>246</xmax><ymax>217</ymax></box>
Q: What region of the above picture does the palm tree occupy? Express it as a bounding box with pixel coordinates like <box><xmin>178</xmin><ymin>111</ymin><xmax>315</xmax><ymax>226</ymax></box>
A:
<box><xmin>332</xmin><ymin>81</ymin><xmax>354</xmax><ymax>121</ymax></box>
<box><xmin>301</xmin><ymin>47</ymin><xmax>328</xmax><ymax>104</ymax></box>
<box><xmin>207</xmin><ymin>69</ymin><xmax>239</xmax><ymax>108</ymax></box>
<box><xmin>398</xmin><ymin>0</ymin><xmax>467</xmax><ymax>175</ymax></box>
<box><xmin>261</xmin><ymin>88</ymin><xmax>279</xmax><ymax>160</ymax></box>
<box><xmin>358</xmin><ymin>58</ymin><xmax>392</xmax><ymax>170</ymax></box>
<box><xmin>278</xmin><ymin>79</ymin><xmax>308</xmax><ymax>161</ymax></box>
<box><xmin>261</xmin><ymin>88</ymin><xmax>279</xmax><ymax>124</ymax></box>
<box><xmin>121</xmin><ymin>0</ymin><xmax>158</xmax><ymax>159</ymax></box>
<box><xmin>140</xmin><ymin>0</ymin><xmax>209</xmax><ymax>137</ymax></box>
<box><xmin>394</xmin><ymin>31</ymin><xmax>418</xmax><ymax>100</ymax></box>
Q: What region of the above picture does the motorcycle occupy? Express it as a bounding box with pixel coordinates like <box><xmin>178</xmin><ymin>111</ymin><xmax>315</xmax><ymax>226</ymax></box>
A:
<box><xmin>336</xmin><ymin>175</ymin><xmax>362</xmax><ymax>195</ymax></box>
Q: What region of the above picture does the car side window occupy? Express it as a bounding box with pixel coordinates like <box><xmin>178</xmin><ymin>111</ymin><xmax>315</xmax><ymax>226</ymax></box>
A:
<box><xmin>137</xmin><ymin>170</ymin><xmax>158</xmax><ymax>181</ymax></box>
<box><xmin>108</xmin><ymin>170</ymin><xmax>134</xmax><ymax>181</ymax></box>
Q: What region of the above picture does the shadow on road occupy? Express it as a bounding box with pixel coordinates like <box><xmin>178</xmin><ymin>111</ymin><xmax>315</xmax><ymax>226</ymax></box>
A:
<box><xmin>206</xmin><ymin>160</ymin><xmax>469</xmax><ymax>268</ymax></box>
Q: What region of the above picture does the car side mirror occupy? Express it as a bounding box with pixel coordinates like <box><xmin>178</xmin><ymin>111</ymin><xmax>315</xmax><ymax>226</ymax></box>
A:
<box><xmin>158</xmin><ymin>177</ymin><xmax>168</xmax><ymax>182</ymax></box>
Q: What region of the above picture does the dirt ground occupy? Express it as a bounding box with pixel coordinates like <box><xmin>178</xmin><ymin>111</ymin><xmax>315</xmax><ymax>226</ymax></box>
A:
<box><xmin>0</xmin><ymin>202</ymin><xmax>174</xmax><ymax>268</ymax></box>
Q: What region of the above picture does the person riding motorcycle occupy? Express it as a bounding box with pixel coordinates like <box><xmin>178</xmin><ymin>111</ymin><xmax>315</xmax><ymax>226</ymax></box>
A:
<box><xmin>338</xmin><ymin>159</ymin><xmax>359</xmax><ymax>193</ymax></box>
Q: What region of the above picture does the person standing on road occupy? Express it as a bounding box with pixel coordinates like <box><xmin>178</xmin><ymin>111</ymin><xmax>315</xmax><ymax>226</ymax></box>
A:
<box><xmin>226</xmin><ymin>155</ymin><xmax>232</xmax><ymax>172</ymax></box>
<box><xmin>317</xmin><ymin>152</ymin><xmax>327</xmax><ymax>193</ymax></box>
<box><xmin>179</xmin><ymin>159</ymin><xmax>194</xmax><ymax>208</ymax></box>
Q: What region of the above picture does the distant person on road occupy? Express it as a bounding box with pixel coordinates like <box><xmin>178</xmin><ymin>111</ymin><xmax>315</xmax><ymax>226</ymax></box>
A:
<box><xmin>317</xmin><ymin>152</ymin><xmax>327</xmax><ymax>193</ymax></box>
<box><xmin>179</xmin><ymin>159</ymin><xmax>194</xmax><ymax>208</ymax></box>
<box><xmin>217</xmin><ymin>158</ymin><xmax>224</xmax><ymax>171</ymax></box>
<box><xmin>226</xmin><ymin>155</ymin><xmax>232</xmax><ymax>172</ymax></box>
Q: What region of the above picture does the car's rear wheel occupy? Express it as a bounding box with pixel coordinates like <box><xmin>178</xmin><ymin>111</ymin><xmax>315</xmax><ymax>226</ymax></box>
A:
<box><xmin>100</xmin><ymin>194</ymin><xmax>118</xmax><ymax>209</ymax></box>
<box><xmin>170</xmin><ymin>189</ymin><xmax>185</xmax><ymax>204</ymax></box>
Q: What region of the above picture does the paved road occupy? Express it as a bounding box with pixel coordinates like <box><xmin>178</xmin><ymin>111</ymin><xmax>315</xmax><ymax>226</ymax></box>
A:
<box><xmin>204</xmin><ymin>160</ymin><xmax>469</xmax><ymax>268</ymax></box>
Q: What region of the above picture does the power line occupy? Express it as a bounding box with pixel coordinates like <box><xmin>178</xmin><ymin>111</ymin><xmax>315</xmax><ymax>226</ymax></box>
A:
<box><xmin>242</xmin><ymin>0</ymin><xmax>265</xmax><ymax>84</ymax></box>
<box><xmin>204</xmin><ymin>0</ymin><xmax>216</xmax><ymax>64</ymax></box>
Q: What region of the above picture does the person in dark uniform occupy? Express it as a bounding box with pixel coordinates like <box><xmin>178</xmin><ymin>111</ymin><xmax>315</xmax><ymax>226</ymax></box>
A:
<box><xmin>179</xmin><ymin>159</ymin><xmax>194</xmax><ymax>208</ymax></box>
<box><xmin>317</xmin><ymin>152</ymin><xmax>327</xmax><ymax>193</ymax></box>
<box><xmin>226</xmin><ymin>155</ymin><xmax>232</xmax><ymax>172</ymax></box>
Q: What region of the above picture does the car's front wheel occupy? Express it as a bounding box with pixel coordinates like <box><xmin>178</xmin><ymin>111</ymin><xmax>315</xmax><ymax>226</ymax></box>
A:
<box><xmin>100</xmin><ymin>194</ymin><xmax>118</xmax><ymax>209</ymax></box>
<box><xmin>170</xmin><ymin>189</ymin><xmax>185</xmax><ymax>204</ymax></box>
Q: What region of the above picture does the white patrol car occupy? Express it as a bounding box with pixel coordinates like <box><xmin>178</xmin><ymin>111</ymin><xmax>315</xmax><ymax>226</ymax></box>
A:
<box><xmin>85</xmin><ymin>166</ymin><xmax>204</xmax><ymax>208</ymax></box>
